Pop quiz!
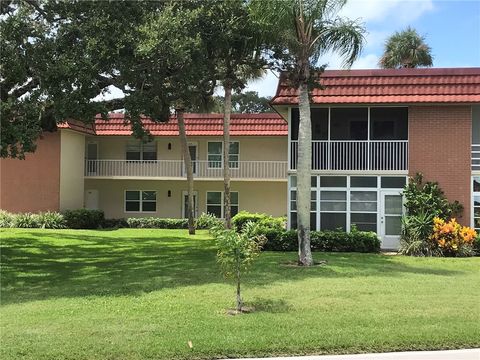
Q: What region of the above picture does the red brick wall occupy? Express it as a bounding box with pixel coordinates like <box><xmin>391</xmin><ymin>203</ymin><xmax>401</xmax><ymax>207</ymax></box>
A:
<box><xmin>409</xmin><ymin>105</ymin><xmax>472</xmax><ymax>224</ymax></box>
<box><xmin>0</xmin><ymin>132</ymin><xmax>61</xmax><ymax>212</ymax></box>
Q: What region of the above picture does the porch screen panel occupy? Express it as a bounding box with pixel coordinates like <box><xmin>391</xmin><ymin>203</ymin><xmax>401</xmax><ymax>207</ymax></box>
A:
<box><xmin>370</xmin><ymin>107</ymin><xmax>408</xmax><ymax>140</ymax></box>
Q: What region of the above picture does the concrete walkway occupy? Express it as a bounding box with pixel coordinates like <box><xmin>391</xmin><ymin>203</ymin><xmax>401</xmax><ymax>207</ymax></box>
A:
<box><xmin>225</xmin><ymin>349</ymin><xmax>480</xmax><ymax>360</ymax></box>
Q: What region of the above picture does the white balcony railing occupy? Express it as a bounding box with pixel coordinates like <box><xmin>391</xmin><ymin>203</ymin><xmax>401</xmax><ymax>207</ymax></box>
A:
<box><xmin>85</xmin><ymin>160</ymin><xmax>288</xmax><ymax>180</ymax></box>
<box><xmin>473</xmin><ymin>144</ymin><xmax>480</xmax><ymax>171</ymax></box>
<box><xmin>290</xmin><ymin>140</ymin><xmax>408</xmax><ymax>171</ymax></box>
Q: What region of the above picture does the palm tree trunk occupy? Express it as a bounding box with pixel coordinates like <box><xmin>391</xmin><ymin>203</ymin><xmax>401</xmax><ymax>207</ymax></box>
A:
<box><xmin>296</xmin><ymin>81</ymin><xmax>313</xmax><ymax>266</ymax></box>
<box><xmin>177</xmin><ymin>109</ymin><xmax>195</xmax><ymax>235</ymax></box>
<box><xmin>223</xmin><ymin>84</ymin><xmax>232</xmax><ymax>229</ymax></box>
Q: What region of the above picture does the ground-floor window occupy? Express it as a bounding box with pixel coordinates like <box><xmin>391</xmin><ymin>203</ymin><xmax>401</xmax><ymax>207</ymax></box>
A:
<box><xmin>206</xmin><ymin>191</ymin><xmax>239</xmax><ymax>218</ymax></box>
<box><xmin>473</xmin><ymin>177</ymin><xmax>480</xmax><ymax>231</ymax></box>
<box><xmin>125</xmin><ymin>190</ymin><xmax>157</xmax><ymax>212</ymax></box>
<box><xmin>289</xmin><ymin>175</ymin><xmax>406</xmax><ymax>233</ymax></box>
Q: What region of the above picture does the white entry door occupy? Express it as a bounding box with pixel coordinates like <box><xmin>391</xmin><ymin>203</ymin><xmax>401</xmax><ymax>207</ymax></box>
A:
<box><xmin>85</xmin><ymin>189</ymin><xmax>99</xmax><ymax>210</ymax></box>
<box><xmin>380</xmin><ymin>190</ymin><xmax>403</xmax><ymax>249</ymax></box>
<box><xmin>182</xmin><ymin>191</ymin><xmax>198</xmax><ymax>218</ymax></box>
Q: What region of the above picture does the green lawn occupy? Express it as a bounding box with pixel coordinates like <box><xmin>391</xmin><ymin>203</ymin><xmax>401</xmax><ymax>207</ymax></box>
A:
<box><xmin>1</xmin><ymin>228</ymin><xmax>479</xmax><ymax>360</ymax></box>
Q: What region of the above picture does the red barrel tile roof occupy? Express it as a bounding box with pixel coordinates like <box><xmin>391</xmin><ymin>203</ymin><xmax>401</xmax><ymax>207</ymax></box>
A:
<box><xmin>271</xmin><ymin>67</ymin><xmax>480</xmax><ymax>105</ymax></box>
<box><xmin>60</xmin><ymin>113</ymin><xmax>287</xmax><ymax>136</ymax></box>
<box><xmin>57</xmin><ymin>119</ymin><xmax>96</xmax><ymax>135</ymax></box>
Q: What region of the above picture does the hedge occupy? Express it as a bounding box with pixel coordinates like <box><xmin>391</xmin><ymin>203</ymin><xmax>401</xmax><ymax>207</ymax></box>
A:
<box><xmin>64</xmin><ymin>209</ymin><xmax>105</xmax><ymax>229</ymax></box>
<box><xmin>258</xmin><ymin>227</ymin><xmax>381</xmax><ymax>253</ymax></box>
<box><xmin>232</xmin><ymin>211</ymin><xmax>286</xmax><ymax>231</ymax></box>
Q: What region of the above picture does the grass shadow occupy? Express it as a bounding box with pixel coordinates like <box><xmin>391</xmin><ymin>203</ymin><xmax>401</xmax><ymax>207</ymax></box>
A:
<box><xmin>0</xmin><ymin>229</ymin><xmax>468</xmax><ymax>305</ymax></box>
<box><xmin>246</xmin><ymin>298</ymin><xmax>293</xmax><ymax>313</ymax></box>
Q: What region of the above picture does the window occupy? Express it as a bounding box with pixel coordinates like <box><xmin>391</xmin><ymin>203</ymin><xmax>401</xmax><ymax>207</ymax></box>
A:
<box><xmin>207</xmin><ymin>142</ymin><xmax>239</xmax><ymax>168</ymax></box>
<box><xmin>320</xmin><ymin>176</ymin><xmax>347</xmax><ymax>187</ymax></box>
<box><xmin>125</xmin><ymin>190</ymin><xmax>156</xmax><ymax>212</ymax></box>
<box><xmin>370</xmin><ymin>107</ymin><xmax>408</xmax><ymax>140</ymax></box>
<box><xmin>290</xmin><ymin>176</ymin><xmax>317</xmax><ymax>187</ymax></box>
<box><xmin>350</xmin><ymin>191</ymin><xmax>377</xmax><ymax>232</ymax></box>
<box><xmin>381</xmin><ymin>176</ymin><xmax>406</xmax><ymax>189</ymax></box>
<box><xmin>208</xmin><ymin>142</ymin><xmax>222</xmax><ymax>168</ymax></box>
<box><xmin>474</xmin><ymin>177</ymin><xmax>480</xmax><ymax>231</ymax></box>
<box><xmin>126</xmin><ymin>141</ymin><xmax>157</xmax><ymax>160</ymax></box>
<box><xmin>320</xmin><ymin>190</ymin><xmax>347</xmax><ymax>231</ymax></box>
<box><xmin>290</xmin><ymin>108</ymin><xmax>331</xmax><ymax>140</ymax></box>
<box><xmin>351</xmin><ymin>176</ymin><xmax>377</xmax><ymax>188</ymax></box>
<box><xmin>206</xmin><ymin>191</ymin><xmax>239</xmax><ymax>218</ymax></box>
<box><xmin>330</xmin><ymin>108</ymin><xmax>368</xmax><ymax>140</ymax></box>
<box><xmin>289</xmin><ymin>190</ymin><xmax>317</xmax><ymax>231</ymax></box>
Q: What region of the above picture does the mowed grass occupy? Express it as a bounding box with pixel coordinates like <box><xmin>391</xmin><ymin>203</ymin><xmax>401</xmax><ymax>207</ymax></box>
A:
<box><xmin>1</xmin><ymin>229</ymin><xmax>479</xmax><ymax>360</ymax></box>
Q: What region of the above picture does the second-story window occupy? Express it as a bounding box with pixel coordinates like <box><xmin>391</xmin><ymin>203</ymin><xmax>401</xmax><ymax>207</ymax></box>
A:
<box><xmin>207</xmin><ymin>141</ymin><xmax>239</xmax><ymax>168</ymax></box>
<box><xmin>126</xmin><ymin>141</ymin><xmax>157</xmax><ymax>160</ymax></box>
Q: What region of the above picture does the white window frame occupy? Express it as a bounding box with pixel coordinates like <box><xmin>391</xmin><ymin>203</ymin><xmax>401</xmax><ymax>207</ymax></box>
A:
<box><xmin>288</xmin><ymin>175</ymin><xmax>407</xmax><ymax>233</ymax></box>
<box><xmin>124</xmin><ymin>190</ymin><xmax>157</xmax><ymax>213</ymax></box>
<box><xmin>207</xmin><ymin>141</ymin><xmax>240</xmax><ymax>169</ymax></box>
<box><xmin>205</xmin><ymin>191</ymin><xmax>239</xmax><ymax>218</ymax></box>
<box><xmin>125</xmin><ymin>140</ymin><xmax>157</xmax><ymax>161</ymax></box>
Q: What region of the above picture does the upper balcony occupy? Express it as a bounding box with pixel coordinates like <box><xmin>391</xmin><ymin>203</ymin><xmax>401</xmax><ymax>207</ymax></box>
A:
<box><xmin>85</xmin><ymin>160</ymin><xmax>288</xmax><ymax>181</ymax></box>
<box><xmin>289</xmin><ymin>107</ymin><xmax>409</xmax><ymax>173</ymax></box>
<box><xmin>290</xmin><ymin>140</ymin><xmax>408</xmax><ymax>172</ymax></box>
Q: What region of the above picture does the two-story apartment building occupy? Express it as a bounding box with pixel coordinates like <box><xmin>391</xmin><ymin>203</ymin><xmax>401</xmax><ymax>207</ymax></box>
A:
<box><xmin>271</xmin><ymin>67</ymin><xmax>480</xmax><ymax>248</ymax></box>
<box><xmin>0</xmin><ymin>113</ymin><xmax>289</xmax><ymax>219</ymax></box>
<box><xmin>1</xmin><ymin>67</ymin><xmax>479</xmax><ymax>249</ymax></box>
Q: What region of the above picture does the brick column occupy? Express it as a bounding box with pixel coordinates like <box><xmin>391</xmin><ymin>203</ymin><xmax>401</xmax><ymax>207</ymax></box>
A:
<box><xmin>408</xmin><ymin>105</ymin><xmax>472</xmax><ymax>225</ymax></box>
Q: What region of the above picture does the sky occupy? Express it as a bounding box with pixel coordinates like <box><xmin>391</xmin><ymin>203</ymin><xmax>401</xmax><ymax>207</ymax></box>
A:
<box><xmin>102</xmin><ymin>0</ymin><xmax>480</xmax><ymax>101</ymax></box>
<box><xmin>246</xmin><ymin>0</ymin><xmax>480</xmax><ymax>97</ymax></box>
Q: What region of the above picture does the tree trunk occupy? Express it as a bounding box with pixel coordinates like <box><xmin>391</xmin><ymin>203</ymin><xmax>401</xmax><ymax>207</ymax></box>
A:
<box><xmin>223</xmin><ymin>84</ymin><xmax>232</xmax><ymax>229</ymax></box>
<box><xmin>177</xmin><ymin>109</ymin><xmax>195</xmax><ymax>235</ymax></box>
<box><xmin>236</xmin><ymin>264</ymin><xmax>242</xmax><ymax>312</ymax></box>
<box><xmin>296</xmin><ymin>81</ymin><xmax>313</xmax><ymax>266</ymax></box>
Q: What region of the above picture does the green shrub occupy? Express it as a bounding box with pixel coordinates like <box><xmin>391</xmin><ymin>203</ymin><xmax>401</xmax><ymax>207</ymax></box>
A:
<box><xmin>126</xmin><ymin>217</ymin><xmax>188</xmax><ymax>229</ymax></box>
<box><xmin>474</xmin><ymin>235</ymin><xmax>480</xmax><ymax>256</ymax></box>
<box><xmin>12</xmin><ymin>213</ymin><xmax>40</xmax><ymax>228</ymax></box>
<box><xmin>404</xmin><ymin>173</ymin><xmax>463</xmax><ymax>218</ymax></box>
<box><xmin>0</xmin><ymin>210</ymin><xmax>65</xmax><ymax>229</ymax></box>
<box><xmin>63</xmin><ymin>209</ymin><xmax>105</xmax><ymax>229</ymax></box>
<box><xmin>399</xmin><ymin>213</ymin><xmax>440</xmax><ymax>256</ymax></box>
<box><xmin>258</xmin><ymin>227</ymin><xmax>380</xmax><ymax>253</ymax></box>
<box><xmin>0</xmin><ymin>210</ymin><xmax>14</xmax><ymax>228</ymax></box>
<box><xmin>102</xmin><ymin>218</ymin><xmax>128</xmax><ymax>229</ymax></box>
<box><xmin>37</xmin><ymin>211</ymin><xmax>66</xmax><ymax>229</ymax></box>
<box><xmin>232</xmin><ymin>211</ymin><xmax>286</xmax><ymax>232</ymax></box>
<box><xmin>195</xmin><ymin>213</ymin><xmax>223</xmax><ymax>230</ymax></box>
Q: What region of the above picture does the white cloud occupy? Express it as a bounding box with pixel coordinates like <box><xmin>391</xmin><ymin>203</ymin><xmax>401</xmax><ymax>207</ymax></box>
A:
<box><xmin>351</xmin><ymin>53</ymin><xmax>380</xmax><ymax>69</ymax></box>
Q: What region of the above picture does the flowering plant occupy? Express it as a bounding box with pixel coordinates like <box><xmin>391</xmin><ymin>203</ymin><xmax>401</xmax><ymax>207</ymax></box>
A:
<box><xmin>430</xmin><ymin>217</ymin><xmax>477</xmax><ymax>256</ymax></box>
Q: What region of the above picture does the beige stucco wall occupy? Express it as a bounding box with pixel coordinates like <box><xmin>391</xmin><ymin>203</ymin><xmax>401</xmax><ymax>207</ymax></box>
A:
<box><xmin>84</xmin><ymin>179</ymin><xmax>287</xmax><ymax>219</ymax></box>
<box><xmin>60</xmin><ymin>130</ymin><xmax>85</xmax><ymax>210</ymax></box>
<box><xmin>91</xmin><ymin>136</ymin><xmax>287</xmax><ymax>162</ymax></box>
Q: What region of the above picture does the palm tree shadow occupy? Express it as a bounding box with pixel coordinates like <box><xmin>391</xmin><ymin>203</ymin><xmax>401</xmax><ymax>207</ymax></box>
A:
<box><xmin>1</xmin><ymin>229</ymin><xmax>466</xmax><ymax>305</ymax></box>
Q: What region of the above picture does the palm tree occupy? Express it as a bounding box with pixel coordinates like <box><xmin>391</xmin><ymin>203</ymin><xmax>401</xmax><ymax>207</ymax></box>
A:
<box><xmin>251</xmin><ymin>0</ymin><xmax>365</xmax><ymax>265</ymax></box>
<box><xmin>379</xmin><ymin>27</ymin><xmax>433</xmax><ymax>69</ymax></box>
<box><xmin>209</xmin><ymin>0</ymin><xmax>266</xmax><ymax>229</ymax></box>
